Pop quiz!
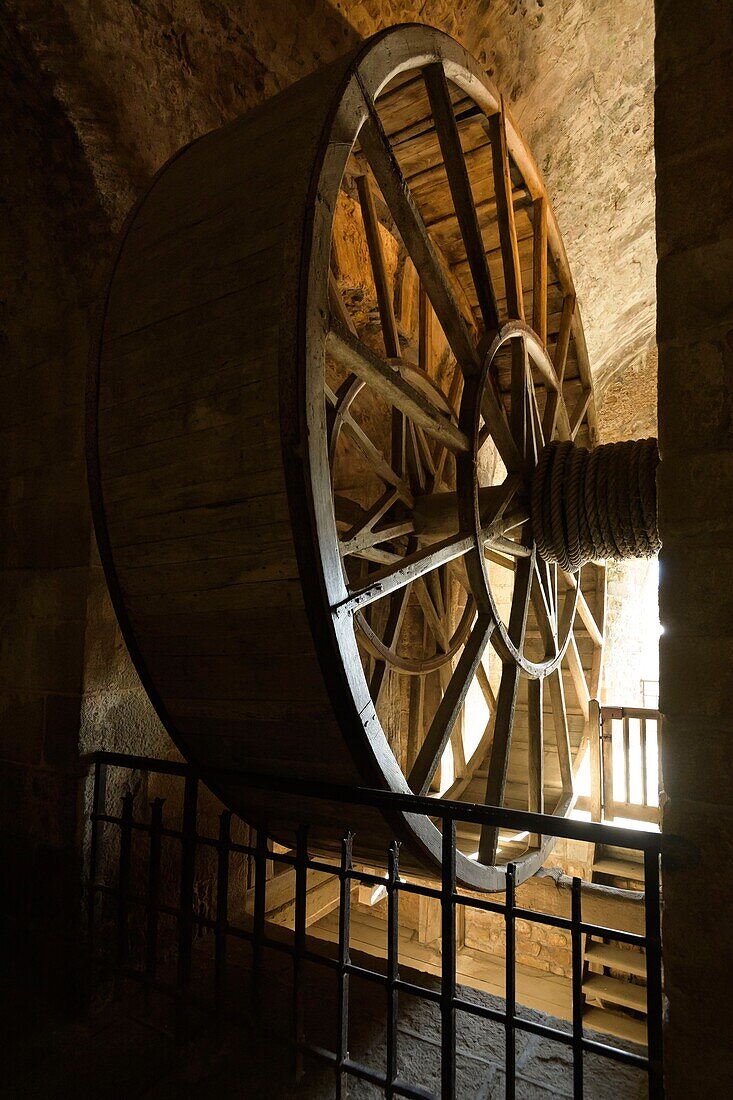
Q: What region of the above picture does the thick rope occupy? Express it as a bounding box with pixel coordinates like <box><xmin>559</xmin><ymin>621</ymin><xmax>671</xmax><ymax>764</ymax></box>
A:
<box><xmin>530</xmin><ymin>438</ymin><xmax>661</xmax><ymax>569</ymax></box>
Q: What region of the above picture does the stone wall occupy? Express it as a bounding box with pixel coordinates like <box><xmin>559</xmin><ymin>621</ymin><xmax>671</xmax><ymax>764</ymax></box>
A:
<box><xmin>656</xmin><ymin>0</ymin><xmax>733</xmax><ymax>1091</ymax></box>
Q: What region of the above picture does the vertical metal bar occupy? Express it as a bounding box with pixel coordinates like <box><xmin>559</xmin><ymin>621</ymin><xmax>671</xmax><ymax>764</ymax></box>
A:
<box><xmin>87</xmin><ymin>760</ymin><xmax>108</xmax><ymax>938</ymax></box>
<box><xmin>571</xmin><ymin>877</ymin><xmax>584</xmax><ymax>1099</ymax></box>
<box><xmin>623</xmin><ymin>716</ymin><xmax>631</xmax><ymax>805</ymax></box>
<box><xmin>115</xmin><ymin>791</ymin><xmax>134</xmax><ymax>999</ymax></box>
<box><xmin>640</xmin><ymin>718</ymin><xmax>648</xmax><ymax>806</ymax></box>
<box><xmin>441</xmin><ymin>818</ymin><xmax>456</xmax><ymax>1100</ymax></box>
<box><xmin>336</xmin><ymin>833</ymin><xmax>353</xmax><ymax>1100</ymax></box>
<box><xmin>386</xmin><ymin>841</ymin><xmax>401</xmax><ymax>1098</ymax></box>
<box><xmin>252</xmin><ymin>821</ymin><xmax>268</xmax><ymax>1005</ymax></box>
<box><xmin>145</xmin><ymin>797</ymin><xmax>164</xmax><ymax>1001</ymax></box>
<box><xmin>215</xmin><ymin>809</ymin><xmax>231</xmax><ymax>1005</ymax></box>
<box><xmin>505</xmin><ymin>862</ymin><xmax>516</xmax><ymax>1100</ymax></box>
<box><xmin>293</xmin><ymin>824</ymin><xmax>309</xmax><ymax>1083</ymax></box>
<box><xmin>644</xmin><ymin>850</ymin><xmax>665</xmax><ymax>1100</ymax></box>
<box><xmin>175</xmin><ymin>773</ymin><xmax>198</xmax><ymax>1046</ymax></box>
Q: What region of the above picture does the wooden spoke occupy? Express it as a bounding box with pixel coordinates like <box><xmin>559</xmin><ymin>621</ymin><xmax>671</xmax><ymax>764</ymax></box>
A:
<box><xmin>560</xmin><ymin>568</ymin><xmax>603</xmax><ymax>647</ymax></box>
<box><xmin>326</xmin><ymin>382</ymin><xmax>414</xmax><ymax>505</ymax></box>
<box><xmin>407</xmin><ymin>666</ymin><xmax>426</xmax><ymax>772</ymax></box>
<box><xmin>480</xmin><ymin>383</ymin><xmax>524</xmax><ymax>474</ymax></box>
<box><xmin>423</xmin><ymin>63</ymin><xmax>499</xmax><ymax>332</ymax></box>
<box><xmin>408</xmin><ymin>614</ymin><xmax>493</xmax><ymax>794</ymax></box>
<box><xmin>479</xmin><ymin>545</ymin><xmax>535</xmax><ymax>863</ymax></box>
<box><xmin>339</xmin><ymin>489</ymin><xmax>400</xmax><ymax>554</ymax></box>
<box><xmin>566</xmin><ymin>631</ymin><xmax>590</xmax><ymax>722</ymax></box>
<box><xmin>589</xmin><ymin>563</ymin><xmax>607</xmax><ymax>699</ymax></box>
<box><xmin>532</xmin><ymin>197</ymin><xmax>548</xmax><ymax>344</ymax></box>
<box><xmin>484</xmin><ymin>546</ymin><xmax>516</xmax><ymax>572</ymax></box>
<box><xmin>510</xmin><ymin>337</ymin><xmax>528</xmax><ymax>456</ymax></box>
<box><xmin>414</xmin><ymin>577</ymin><xmax>448</xmax><ymax>652</ymax></box>
<box><xmin>415</xmin><ymin>425</ymin><xmax>437</xmax><ymax>478</ymax></box>
<box><xmin>355</xmin><ymin>173</ymin><xmax>401</xmax><ymax>358</ymax></box>
<box><xmin>369</xmin><ymin>583</ymin><xmax>412</xmax><ymax>706</ymax></box>
<box><xmin>338</xmin><ymin>531</ymin><xmax>475</xmax><ymax>616</ymax></box>
<box><xmin>530</xmin><ymin>561</ymin><xmax>558</xmax><ymax>658</ymax></box>
<box><xmin>484</xmin><ymin>534</ymin><xmax>531</xmax><ymax>558</ymax></box>
<box><xmin>418</xmin><ymin>283</ymin><xmax>431</xmax><ymax>374</ymax></box>
<box><xmin>328</xmin><ymin>269</ymin><xmax>357</xmax><ymax>334</ymax></box>
<box><xmin>527</xmin><ymin>676</ymin><xmax>544</xmax><ymax>846</ymax></box>
<box><xmin>568</xmin><ymin>388</ymin><xmax>592</xmax><ymax>440</ymax></box>
<box><xmin>488</xmin><ymin>102</ymin><xmax>525</xmax><ymax>322</ymax></box>
<box><xmin>408</xmin><ymin>420</ymin><xmax>427</xmax><ymax>493</ymax></box>
<box><xmin>476</xmin><ymin>660</ymin><xmax>497</xmax><ymax>712</ymax></box>
<box><xmin>327</xmin><ymin>322</ymin><xmax>470</xmax><ymax>455</ymax></box>
<box><xmin>542</xmin><ymin>293</ymin><xmax>575</xmax><ymax>441</ymax></box>
<box><xmin>357</xmin><ymin>95</ymin><xmax>480</xmax><ymax>375</ymax></box>
<box><xmin>547</xmin><ymin>666</ymin><xmax>573</xmax><ymax>796</ymax></box>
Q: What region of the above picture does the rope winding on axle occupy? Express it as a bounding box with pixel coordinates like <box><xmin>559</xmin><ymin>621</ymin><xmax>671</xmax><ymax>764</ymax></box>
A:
<box><xmin>531</xmin><ymin>439</ymin><xmax>661</xmax><ymax>571</ymax></box>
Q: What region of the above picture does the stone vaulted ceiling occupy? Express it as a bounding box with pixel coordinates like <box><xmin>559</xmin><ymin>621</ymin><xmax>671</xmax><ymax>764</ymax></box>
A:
<box><xmin>6</xmin><ymin>0</ymin><xmax>656</xmax><ymax>439</ymax></box>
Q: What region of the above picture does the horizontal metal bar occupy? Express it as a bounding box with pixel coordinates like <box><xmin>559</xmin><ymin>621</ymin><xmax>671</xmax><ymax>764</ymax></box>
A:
<box><xmin>84</xmin><ymin>751</ymin><xmax>674</xmax><ymax>855</ymax></box>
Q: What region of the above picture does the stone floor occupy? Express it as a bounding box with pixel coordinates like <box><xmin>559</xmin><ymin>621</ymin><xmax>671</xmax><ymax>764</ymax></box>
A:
<box><xmin>1</xmin><ymin>940</ymin><xmax>648</xmax><ymax>1099</ymax></box>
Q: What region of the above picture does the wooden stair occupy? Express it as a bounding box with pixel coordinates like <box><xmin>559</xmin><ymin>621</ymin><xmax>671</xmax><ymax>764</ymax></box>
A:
<box><xmin>581</xmin><ymin>844</ymin><xmax>649</xmax><ymax>1047</ymax></box>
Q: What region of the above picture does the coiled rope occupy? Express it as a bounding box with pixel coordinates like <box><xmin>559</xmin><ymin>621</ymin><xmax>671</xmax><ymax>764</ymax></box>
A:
<box><xmin>531</xmin><ymin>438</ymin><xmax>660</xmax><ymax>570</ymax></box>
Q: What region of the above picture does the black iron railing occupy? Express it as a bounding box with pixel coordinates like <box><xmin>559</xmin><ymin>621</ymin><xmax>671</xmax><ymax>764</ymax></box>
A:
<box><xmin>85</xmin><ymin>750</ymin><xmax>675</xmax><ymax>1099</ymax></box>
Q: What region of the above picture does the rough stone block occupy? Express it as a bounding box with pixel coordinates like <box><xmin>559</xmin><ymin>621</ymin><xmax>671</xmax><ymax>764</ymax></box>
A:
<box><xmin>659</xmin><ymin>539</ymin><xmax>733</xmax><ymax>635</ymax></box>
<box><xmin>661</xmin><ymin>715</ymin><xmax>733</xmax><ymax>805</ymax></box>
<box><xmin>660</xmin><ymin>634</ymin><xmax>733</xmax><ymax>720</ymax></box>
<box><xmin>43</xmin><ymin>692</ymin><xmax>82</xmax><ymax>767</ymax></box>
<box><xmin>655</xmin><ymin>0</ymin><xmax>733</xmax><ymax>77</ymax></box>
<box><xmin>658</xmin><ymin>338</ymin><xmax>733</xmax><ymax>455</ymax></box>
<box><xmin>655</xmin><ymin>50</ymin><xmax>733</xmax><ymax>164</ymax></box>
<box><xmin>658</xmin><ymin>450</ymin><xmax>733</xmax><ymax>538</ymax></box>
<box><xmin>656</xmin><ymin>236</ymin><xmax>733</xmax><ymax>343</ymax></box>
<box><xmin>0</xmin><ymin>691</ymin><xmax>45</xmax><ymax>765</ymax></box>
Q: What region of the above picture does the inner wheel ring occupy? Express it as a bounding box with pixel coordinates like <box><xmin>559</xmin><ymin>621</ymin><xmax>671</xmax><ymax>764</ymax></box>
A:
<box><xmin>459</xmin><ymin>322</ymin><xmax>581</xmax><ymax>679</ymax></box>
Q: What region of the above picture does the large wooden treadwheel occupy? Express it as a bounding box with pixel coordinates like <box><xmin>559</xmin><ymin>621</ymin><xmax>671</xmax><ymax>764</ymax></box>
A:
<box><xmin>89</xmin><ymin>25</ymin><xmax>608</xmax><ymax>890</ymax></box>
